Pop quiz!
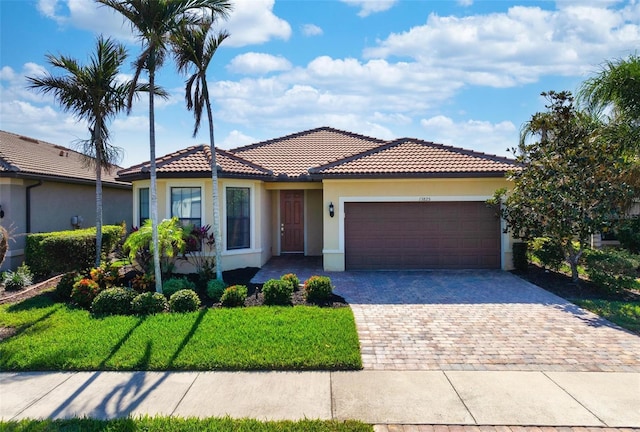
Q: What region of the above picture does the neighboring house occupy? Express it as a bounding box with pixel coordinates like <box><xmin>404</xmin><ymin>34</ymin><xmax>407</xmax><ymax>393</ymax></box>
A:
<box><xmin>0</xmin><ymin>130</ymin><xmax>132</xmax><ymax>271</ymax></box>
<box><xmin>117</xmin><ymin>127</ymin><xmax>518</xmax><ymax>272</ymax></box>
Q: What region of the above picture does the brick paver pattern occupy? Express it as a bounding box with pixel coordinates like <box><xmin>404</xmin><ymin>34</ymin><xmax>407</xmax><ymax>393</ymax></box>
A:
<box><xmin>254</xmin><ymin>261</ymin><xmax>640</xmax><ymax>372</ymax></box>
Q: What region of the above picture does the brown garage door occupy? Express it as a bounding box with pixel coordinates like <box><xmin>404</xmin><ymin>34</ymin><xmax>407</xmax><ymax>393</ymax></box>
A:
<box><xmin>345</xmin><ymin>202</ymin><xmax>500</xmax><ymax>270</ymax></box>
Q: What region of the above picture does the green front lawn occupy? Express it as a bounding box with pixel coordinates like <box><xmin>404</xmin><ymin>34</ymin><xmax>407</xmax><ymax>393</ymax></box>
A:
<box><xmin>0</xmin><ymin>294</ymin><xmax>362</xmax><ymax>371</ymax></box>
<box><xmin>1</xmin><ymin>418</ymin><xmax>372</xmax><ymax>432</ymax></box>
<box><xmin>572</xmin><ymin>298</ymin><xmax>640</xmax><ymax>334</ymax></box>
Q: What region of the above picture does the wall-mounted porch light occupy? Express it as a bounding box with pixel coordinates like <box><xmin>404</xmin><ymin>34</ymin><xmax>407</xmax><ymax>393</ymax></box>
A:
<box><xmin>0</xmin><ymin>204</ymin><xmax>4</xmax><ymax>219</ymax></box>
<box><xmin>329</xmin><ymin>202</ymin><xmax>335</xmax><ymax>218</ymax></box>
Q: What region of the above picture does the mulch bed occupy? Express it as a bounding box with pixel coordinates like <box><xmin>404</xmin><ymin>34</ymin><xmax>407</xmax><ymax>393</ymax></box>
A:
<box><xmin>0</xmin><ymin>274</ymin><xmax>63</xmax><ymax>305</ymax></box>
<box><xmin>513</xmin><ymin>263</ymin><xmax>640</xmax><ymax>302</ymax></box>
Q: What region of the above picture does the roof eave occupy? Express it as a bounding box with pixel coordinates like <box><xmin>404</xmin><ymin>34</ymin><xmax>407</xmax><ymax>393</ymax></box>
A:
<box><xmin>314</xmin><ymin>171</ymin><xmax>511</xmax><ymax>180</ymax></box>
<box><xmin>1</xmin><ymin>171</ymin><xmax>132</xmax><ymax>189</ymax></box>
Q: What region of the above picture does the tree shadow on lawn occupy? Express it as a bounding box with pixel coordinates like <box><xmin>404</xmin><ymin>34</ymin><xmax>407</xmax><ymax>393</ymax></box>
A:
<box><xmin>46</xmin><ymin>310</ymin><xmax>208</xmax><ymax>419</ymax></box>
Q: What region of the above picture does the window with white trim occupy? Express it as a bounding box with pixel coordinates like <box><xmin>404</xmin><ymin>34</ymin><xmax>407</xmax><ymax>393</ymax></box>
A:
<box><xmin>171</xmin><ymin>187</ymin><xmax>201</xmax><ymax>228</ymax></box>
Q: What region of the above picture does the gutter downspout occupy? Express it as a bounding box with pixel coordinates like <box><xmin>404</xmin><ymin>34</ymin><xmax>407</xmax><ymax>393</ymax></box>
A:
<box><xmin>26</xmin><ymin>181</ymin><xmax>43</xmax><ymax>233</ymax></box>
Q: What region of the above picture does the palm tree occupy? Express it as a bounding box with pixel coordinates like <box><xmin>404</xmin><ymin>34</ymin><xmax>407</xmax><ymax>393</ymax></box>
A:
<box><xmin>171</xmin><ymin>18</ymin><xmax>229</xmax><ymax>281</ymax></box>
<box><xmin>27</xmin><ymin>36</ymin><xmax>143</xmax><ymax>267</ymax></box>
<box><xmin>98</xmin><ymin>0</ymin><xmax>232</xmax><ymax>293</ymax></box>
<box><xmin>578</xmin><ymin>54</ymin><xmax>640</xmax><ymax>123</ymax></box>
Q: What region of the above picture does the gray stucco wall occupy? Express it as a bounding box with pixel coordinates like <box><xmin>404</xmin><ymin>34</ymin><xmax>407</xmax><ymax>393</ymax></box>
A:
<box><xmin>0</xmin><ymin>179</ymin><xmax>131</xmax><ymax>271</ymax></box>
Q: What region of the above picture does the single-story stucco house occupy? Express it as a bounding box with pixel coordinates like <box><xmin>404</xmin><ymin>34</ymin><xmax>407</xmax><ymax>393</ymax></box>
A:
<box><xmin>0</xmin><ymin>130</ymin><xmax>132</xmax><ymax>271</ymax></box>
<box><xmin>117</xmin><ymin>127</ymin><xmax>519</xmax><ymax>272</ymax></box>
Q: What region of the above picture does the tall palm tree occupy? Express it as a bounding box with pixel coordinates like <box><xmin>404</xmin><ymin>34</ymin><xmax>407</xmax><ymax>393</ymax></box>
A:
<box><xmin>172</xmin><ymin>18</ymin><xmax>229</xmax><ymax>281</ymax></box>
<box><xmin>27</xmin><ymin>36</ymin><xmax>144</xmax><ymax>267</ymax></box>
<box><xmin>578</xmin><ymin>54</ymin><xmax>640</xmax><ymax>123</ymax></box>
<box><xmin>98</xmin><ymin>0</ymin><xmax>232</xmax><ymax>293</ymax></box>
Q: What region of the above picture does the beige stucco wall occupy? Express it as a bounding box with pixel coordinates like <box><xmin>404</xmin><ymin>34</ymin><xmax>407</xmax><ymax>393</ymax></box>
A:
<box><xmin>132</xmin><ymin>177</ymin><xmax>269</xmax><ymax>272</ymax></box>
<box><xmin>0</xmin><ymin>177</ymin><xmax>131</xmax><ymax>271</ymax></box>
<box><xmin>305</xmin><ymin>189</ymin><xmax>323</xmax><ymax>256</ymax></box>
<box><xmin>321</xmin><ymin>177</ymin><xmax>514</xmax><ymax>271</ymax></box>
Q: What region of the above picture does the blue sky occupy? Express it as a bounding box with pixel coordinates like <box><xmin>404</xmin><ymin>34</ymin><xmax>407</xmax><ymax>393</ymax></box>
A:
<box><xmin>1</xmin><ymin>0</ymin><xmax>639</xmax><ymax>168</ymax></box>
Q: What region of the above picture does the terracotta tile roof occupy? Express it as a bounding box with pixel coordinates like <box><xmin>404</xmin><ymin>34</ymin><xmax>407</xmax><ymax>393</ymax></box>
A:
<box><xmin>310</xmin><ymin>138</ymin><xmax>518</xmax><ymax>177</ymax></box>
<box><xmin>0</xmin><ymin>130</ymin><xmax>129</xmax><ymax>187</ymax></box>
<box><xmin>116</xmin><ymin>145</ymin><xmax>272</xmax><ymax>180</ymax></box>
<box><xmin>230</xmin><ymin>126</ymin><xmax>386</xmax><ymax>177</ymax></box>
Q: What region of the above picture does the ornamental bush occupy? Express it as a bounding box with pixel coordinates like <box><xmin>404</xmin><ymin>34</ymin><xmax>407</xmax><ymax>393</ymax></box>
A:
<box><xmin>262</xmin><ymin>278</ymin><xmax>293</xmax><ymax>306</ymax></box>
<box><xmin>71</xmin><ymin>278</ymin><xmax>101</xmax><ymax>309</ymax></box>
<box><xmin>89</xmin><ymin>262</ymin><xmax>120</xmax><ymax>290</ymax></box>
<box><xmin>131</xmin><ymin>292</ymin><xmax>168</xmax><ymax>315</ymax></box>
<box><xmin>584</xmin><ymin>248</ymin><xmax>640</xmax><ymax>292</ymax></box>
<box><xmin>281</xmin><ymin>273</ymin><xmax>300</xmax><ymax>291</ymax></box>
<box><xmin>163</xmin><ymin>277</ymin><xmax>196</xmax><ymax>299</ymax></box>
<box><xmin>206</xmin><ymin>279</ymin><xmax>227</xmax><ymax>302</ymax></box>
<box><xmin>91</xmin><ymin>287</ymin><xmax>136</xmax><ymax>316</ymax></box>
<box><xmin>220</xmin><ymin>284</ymin><xmax>247</xmax><ymax>307</ymax></box>
<box><xmin>528</xmin><ymin>237</ymin><xmax>565</xmax><ymax>270</ymax></box>
<box><xmin>2</xmin><ymin>263</ymin><xmax>33</xmax><ymax>291</ymax></box>
<box><xmin>616</xmin><ymin>217</ymin><xmax>640</xmax><ymax>254</ymax></box>
<box><xmin>303</xmin><ymin>276</ymin><xmax>333</xmax><ymax>303</ymax></box>
<box><xmin>56</xmin><ymin>272</ymin><xmax>81</xmax><ymax>301</ymax></box>
<box><xmin>169</xmin><ymin>289</ymin><xmax>201</xmax><ymax>313</ymax></box>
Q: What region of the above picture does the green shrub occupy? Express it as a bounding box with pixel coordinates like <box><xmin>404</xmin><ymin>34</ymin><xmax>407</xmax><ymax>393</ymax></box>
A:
<box><xmin>528</xmin><ymin>237</ymin><xmax>565</xmax><ymax>270</ymax></box>
<box><xmin>2</xmin><ymin>263</ymin><xmax>33</xmax><ymax>291</ymax></box>
<box><xmin>25</xmin><ymin>225</ymin><xmax>124</xmax><ymax>278</ymax></box>
<box><xmin>162</xmin><ymin>277</ymin><xmax>196</xmax><ymax>299</ymax></box>
<box><xmin>206</xmin><ymin>279</ymin><xmax>227</xmax><ymax>302</ymax></box>
<box><xmin>584</xmin><ymin>248</ymin><xmax>640</xmax><ymax>291</ymax></box>
<box><xmin>89</xmin><ymin>262</ymin><xmax>120</xmax><ymax>290</ymax></box>
<box><xmin>71</xmin><ymin>278</ymin><xmax>102</xmax><ymax>309</ymax></box>
<box><xmin>281</xmin><ymin>273</ymin><xmax>300</xmax><ymax>291</ymax></box>
<box><xmin>512</xmin><ymin>242</ymin><xmax>528</xmax><ymax>272</ymax></box>
<box><xmin>131</xmin><ymin>292</ymin><xmax>168</xmax><ymax>315</ymax></box>
<box><xmin>616</xmin><ymin>217</ymin><xmax>640</xmax><ymax>254</ymax></box>
<box><xmin>91</xmin><ymin>287</ymin><xmax>136</xmax><ymax>316</ymax></box>
<box><xmin>220</xmin><ymin>284</ymin><xmax>247</xmax><ymax>307</ymax></box>
<box><xmin>303</xmin><ymin>276</ymin><xmax>333</xmax><ymax>303</ymax></box>
<box><xmin>56</xmin><ymin>272</ymin><xmax>81</xmax><ymax>301</ymax></box>
<box><xmin>262</xmin><ymin>278</ymin><xmax>293</xmax><ymax>306</ymax></box>
<box><xmin>169</xmin><ymin>289</ymin><xmax>201</xmax><ymax>313</ymax></box>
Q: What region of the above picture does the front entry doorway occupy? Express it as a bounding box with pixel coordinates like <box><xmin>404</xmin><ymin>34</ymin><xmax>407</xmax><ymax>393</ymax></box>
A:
<box><xmin>280</xmin><ymin>190</ymin><xmax>304</xmax><ymax>253</ymax></box>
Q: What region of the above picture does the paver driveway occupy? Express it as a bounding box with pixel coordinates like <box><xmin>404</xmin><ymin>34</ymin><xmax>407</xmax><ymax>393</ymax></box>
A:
<box><xmin>327</xmin><ymin>270</ymin><xmax>640</xmax><ymax>372</ymax></box>
<box><xmin>253</xmin><ymin>261</ymin><xmax>640</xmax><ymax>372</ymax></box>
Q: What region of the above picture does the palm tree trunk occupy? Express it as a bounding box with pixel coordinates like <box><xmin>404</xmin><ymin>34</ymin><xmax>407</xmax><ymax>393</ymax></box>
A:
<box><xmin>204</xmin><ymin>84</ymin><xmax>223</xmax><ymax>281</ymax></box>
<box><xmin>149</xmin><ymin>65</ymin><xmax>163</xmax><ymax>293</ymax></box>
<box><xmin>95</xmin><ymin>127</ymin><xmax>103</xmax><ymax>268</ymax></box>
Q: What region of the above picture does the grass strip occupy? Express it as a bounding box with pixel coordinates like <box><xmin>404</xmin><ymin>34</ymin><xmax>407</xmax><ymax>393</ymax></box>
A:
<box><xmin>1</xmin><ymin>417</ymin><xmax>372</xmax><ymax>432</ymax></box>
<box><xmin>0</xmin><ymin>294</ymin><xmax>362</xmax><ymax>371</ymax></box>
<box><xmin>571</xmin><ymin>298</ymin><xmax>640</xmax><ymax>334</ymax></box>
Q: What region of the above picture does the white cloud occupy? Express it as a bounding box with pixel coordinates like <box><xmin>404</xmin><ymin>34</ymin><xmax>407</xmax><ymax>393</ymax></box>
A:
<box><xmin>38</xmin><ymin>0</ymin><xmax>134</xmax><ymax>41</ymax></box>
<box><xmin>301</xmin><ymin>24</ymin><xmax>323</xmax><ymax>36</ymax></box>
<box><xmin>228</xmin><ymin>52</ymin><xmax>292</xmax><ymax>75</ymax></box>
<box><xmin>219</xmin><ymin>130</ymin><xmax>257</xmax><ymax>149</ymax></box>
<box><xmin>36</xmin><ymin>0</ymin><xmax>291</xmax><ymax>48</ymax></box>
<box><xmin>420</xmin><ymin>115</ymin><xmax>517</xmax><ymax>156</ymax></box>
<box><xmin>364</xmin><ymin>4</ymin><xmax>640</xmax><ymax>86</ymax></box>
<box><xmin>340</xmin><ymin>0</ymin><xmax>399</xmax><ymax>17</ymax></box>
<box><xmin>458</xmin><ymin>0</ymin><xmax>473</xmax><ymax>6</ymax></box>
<box><xmin>224</xmin><ymin>0</ymin><xmax>291</xmax><ymax>47</ymax></box>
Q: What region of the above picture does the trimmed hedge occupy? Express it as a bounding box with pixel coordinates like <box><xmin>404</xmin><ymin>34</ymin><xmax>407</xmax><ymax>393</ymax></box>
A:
<box><xmin>91</xmin><ymin>287</ymin><xmax>137</xmax><ymax>316</ymax></box>
<box><xmin>25</xmin><ymin>225</ymin><xmax>124</xmax><ymax>277</ymax></box>
<box><xmin>263</xmin><ymin>278</ymin><xmax>293</xmax><ymax>306</ymax></box>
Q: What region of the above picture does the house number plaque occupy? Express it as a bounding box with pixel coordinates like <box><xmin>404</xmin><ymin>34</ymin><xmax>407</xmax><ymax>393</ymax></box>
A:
<box><xmin>418</xmin><ymin>197</ymin><xmax>431</xmax><ymax>201</ymax></box>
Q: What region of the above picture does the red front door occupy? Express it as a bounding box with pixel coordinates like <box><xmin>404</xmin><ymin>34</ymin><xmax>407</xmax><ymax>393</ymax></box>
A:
<box><xmin>281</xmin><ymin>190</ymin><xmax>304</xmax><ymax>253</ymax></box>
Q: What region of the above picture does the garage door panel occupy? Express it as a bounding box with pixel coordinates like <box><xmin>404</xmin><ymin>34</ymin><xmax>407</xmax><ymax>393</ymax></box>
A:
<box><xmin>345</xmin><ymin>202</ymin><xmax>500</xmax><ymax>270</ymax></box>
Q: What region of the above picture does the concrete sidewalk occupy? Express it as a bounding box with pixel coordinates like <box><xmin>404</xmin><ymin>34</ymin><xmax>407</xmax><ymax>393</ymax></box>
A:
<box><xmin>1</xmin><ymin>371</ymin><xmax>638</xmax><ymax>427</ymax></box>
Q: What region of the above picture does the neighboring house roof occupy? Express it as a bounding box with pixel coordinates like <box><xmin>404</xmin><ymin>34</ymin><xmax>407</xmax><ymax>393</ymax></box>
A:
<box><xmin>230</xmin><ymin>127</ymin><xmax>386</xmax><ymax>177</ymax></box>
<box><xmin>117</xmin><ymin>127</ymin><xmax>518</xmax><ymax>181</ymax></box>
<box><xmin>310</xmin><ymin>138</ymin><xmax>518</xmax><ymax>178</ymax></box>
<box><xmin>0</xmin><ymin>130</ymin><xmax>129</xmax><ymax>188</ymax></box>
<box><xmin>116</xmin><ymin>145</ymin><xmax>273</xmax><ymax>181</ymax></box>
